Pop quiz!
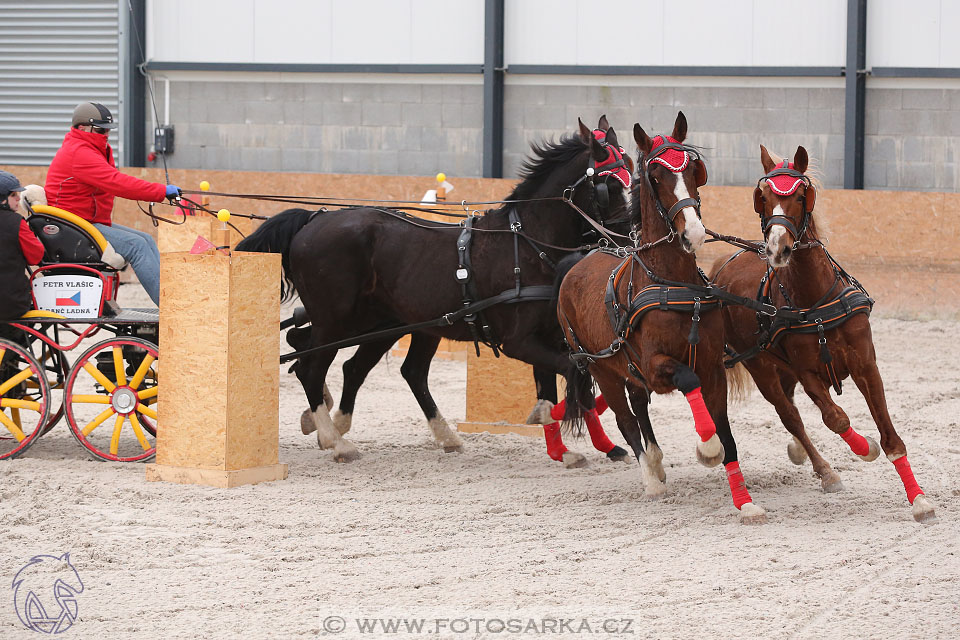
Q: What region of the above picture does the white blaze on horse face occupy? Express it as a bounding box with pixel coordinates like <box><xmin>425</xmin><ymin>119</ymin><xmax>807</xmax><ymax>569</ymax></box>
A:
<box><xmin>674</xmin><ymin>178</ymin><xmax>705</xmax><ymax>252</ymax></box>
<box><xmin>765</xmin><ymin>204</ymin><xmax>790</xmax><ymax>267</ymax></box>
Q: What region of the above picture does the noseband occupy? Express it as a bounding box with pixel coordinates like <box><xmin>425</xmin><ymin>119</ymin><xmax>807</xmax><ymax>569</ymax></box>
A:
<box><xmin>642</xmin><ymin>136</ymin><xmax>703</xmax><ymax>235</ymax></box>
<box><xmin>755</xmin><ymin>160</ymin><xmax>815</xmax><ymax>247</ymax></box>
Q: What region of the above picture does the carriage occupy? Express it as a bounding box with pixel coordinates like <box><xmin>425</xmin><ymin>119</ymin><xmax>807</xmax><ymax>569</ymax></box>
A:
<box><xmin>0</xmin><ymin>204</ymin><xmax>159</xmax><ymax>462</ymax></box>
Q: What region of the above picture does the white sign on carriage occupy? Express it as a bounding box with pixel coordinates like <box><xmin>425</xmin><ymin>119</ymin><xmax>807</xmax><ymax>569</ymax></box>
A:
<box><xmin>32</xmin><ymin>275</ymin><xmax>103</xmax><ymax>318</ymax></box>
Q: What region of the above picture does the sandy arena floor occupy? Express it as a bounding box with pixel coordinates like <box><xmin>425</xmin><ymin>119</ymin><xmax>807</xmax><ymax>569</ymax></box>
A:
<box><xmin>0</xmin><ymin>284</ymin><xmax>957</xmax><ymax>639</ymax></box>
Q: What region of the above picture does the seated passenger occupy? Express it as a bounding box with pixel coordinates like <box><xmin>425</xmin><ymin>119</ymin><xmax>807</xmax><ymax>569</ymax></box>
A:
<box><xmin>0</xmin><ymin>171</ymin><xmax>44</xmax><ymax>322</ymax></box>
<box><xmin>45</xmin><ymin>102</ymin><xmax>181</xmax><ymax>305</ymax></box>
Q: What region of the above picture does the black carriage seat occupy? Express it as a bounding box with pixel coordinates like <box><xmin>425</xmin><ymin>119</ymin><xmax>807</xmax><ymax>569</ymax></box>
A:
<box><xmin>27</xmin><ymin>204</ymin><xmax>115</xmax><ymax>268</ymax></box>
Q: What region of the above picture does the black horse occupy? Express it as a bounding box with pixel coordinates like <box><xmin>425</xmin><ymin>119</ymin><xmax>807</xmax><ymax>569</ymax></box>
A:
<box><xmin>237</xmin><ymin>119</ymin><xmax>631</xmax><ymax>461</ymax></box>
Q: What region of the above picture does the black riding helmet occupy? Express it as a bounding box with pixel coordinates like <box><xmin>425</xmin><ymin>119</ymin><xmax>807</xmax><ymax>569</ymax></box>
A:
<box><xmin>0</xmin><ymin>170</ymin><xmax>25</xmax><ymax>209</ymax></box>
<box><xmin>72</xmin><ymin>102</ymin><xmax>117</xmax><ymax>129</ymax></box>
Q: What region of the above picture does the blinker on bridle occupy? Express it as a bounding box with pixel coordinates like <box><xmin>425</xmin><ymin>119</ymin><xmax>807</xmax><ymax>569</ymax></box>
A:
<box><xmin>564</xmin><ymin>131</ymin><xmax>630</xmax><ymax>217</ymax></box>
<box><xmin>642</xmin><ymin>137</ymin><xmax>704</xmax><ymax>235</ymax></box>
<box><xmin>755</xmin><ymin>159</ymin><xmax>816</xmax><ymax>248</ymax></box>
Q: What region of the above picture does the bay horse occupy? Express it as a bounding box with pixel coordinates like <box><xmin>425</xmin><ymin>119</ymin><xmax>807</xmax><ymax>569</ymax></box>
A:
<box><xmin>557</xmin><ymin>112</ymin><xmax>767</xmax><ymax>524</ymax></box>
<box><xmin>710</xmin><ymin>145</ymin><xmax>937</xmax><ymax>524</ymax></box>
<box><xmin>238</xmin><ymin>119</ymin><xmax>631</xmax><ymax>462</ymax></box>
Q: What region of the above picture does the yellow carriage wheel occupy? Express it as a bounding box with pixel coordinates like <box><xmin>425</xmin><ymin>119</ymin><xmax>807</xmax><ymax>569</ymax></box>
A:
<box><xmin>0</xmin><ymin>338</ymin><xmax>51</xmax><ymax>459</ymax></box>
<box><xmin>64</xmin><ymin>337</ymin><xmax>158</xmax><ymax>462</ymax></box>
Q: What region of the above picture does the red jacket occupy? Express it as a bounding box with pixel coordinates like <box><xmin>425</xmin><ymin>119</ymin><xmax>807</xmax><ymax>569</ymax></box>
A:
<box><xmin>45</xmin><ymin>128</ymin><xmax>166</xmax><ymax>225</ymax></box>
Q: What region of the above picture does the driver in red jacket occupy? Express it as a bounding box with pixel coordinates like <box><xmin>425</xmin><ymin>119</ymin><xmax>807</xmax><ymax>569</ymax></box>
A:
<box><xmin>45</xmin><ymin>102</ymin><xmax>179</xmax><ymax>305</ymax></box>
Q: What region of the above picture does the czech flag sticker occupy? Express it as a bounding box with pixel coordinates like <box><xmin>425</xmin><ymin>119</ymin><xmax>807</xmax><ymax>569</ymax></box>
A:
<box><xmin>56</xmin><ymin>291</ymin><xmax>82</xmax><ymax>307</ymax></box>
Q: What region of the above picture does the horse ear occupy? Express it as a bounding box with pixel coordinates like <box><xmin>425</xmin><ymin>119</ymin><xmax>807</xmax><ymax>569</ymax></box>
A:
<box><xmin>578</xmin><ymin>118</ymin><xmax>592</xmax><ymax>144</ymax></box>
<box><xmin>597</xmin><ymin>114</ymin><xmax>609</xmax><ymax>131</ymax></box>
<box><xmin>760</xmin><ymin>144</ymin><xmax>776</xmax><ymax>173</ymax></box>
<box><xmin>753</xmin><ymin>187</ymin><xmax>765</xmax><ymax>214</ymax></box>
<box><xmin>693</xmin><ymin>158</ymin><xmax>708</xmax><ymax>187</ymax></box>
<box><xmin>794</xmin><ymin>146</ymin><xmax>809</xmax><ymax>174</ymax></box>
<box><xmin>589</xmin><ymin>133</ymin><xmax>607</xmax><ymax>163</ymax></box>
<box><xmin>605</xmin><ymin>126</ymin><xmax>620</xmax><ymax>149</ymax></box>
<box><xmin>671</xmin><ymin>111</ymin><xmax>688</xmax><ymax>142</ymax></box>
<box><xmin>634</xmin><ymin>123</ymin><xmax>652</xmax><ymax>154</ymax></box>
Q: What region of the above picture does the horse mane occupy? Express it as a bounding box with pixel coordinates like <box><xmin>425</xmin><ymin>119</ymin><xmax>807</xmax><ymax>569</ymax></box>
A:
<box><xmin>506</xmin><ymin>134</ymin><xmax>587</xmax><ymax>201</ymax></box>
<box><xmin>767</xmin><ymin>149</ymin><xmax>830</xmax><ymax>243</ymax></box>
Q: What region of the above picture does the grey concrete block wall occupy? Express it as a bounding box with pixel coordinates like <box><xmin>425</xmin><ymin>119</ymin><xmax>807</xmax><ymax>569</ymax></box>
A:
<box><xmin>865</xmin><ymin>88</ymin><xmax>960</xmax><ymax>192</ymax></box>
<box><xmin>153</xmin><ymin>80</ymin><xmax>483</xmax><ymax>178</ymax></box>
<box><xmin>151</xmin><ymin>79</ymin><xmax>960</xmax><ymax>192</ymax></box>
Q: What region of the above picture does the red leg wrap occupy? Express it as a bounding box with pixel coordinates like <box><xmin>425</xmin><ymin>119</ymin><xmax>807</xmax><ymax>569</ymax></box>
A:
<box><xmin>725</xmin><ymin>461</ymin><xmax>753</xmax><ymax>510</ymax></box>
<box><xmin>549</xmin><ymin>399</ymin><xmax>566</xmax><ymax>422</ymax></box>
<box><xmin>685</xmin><ymin>388</ymin><xmax>716</xmax><ymax>442</ymax></box>
<box><xmin>839</xmin><ymin>427</ymin><xmax>870</xmax><ymax>457</ymax></box>
<box><xmin>542</xmin><ymin>422</ymin><xmax>568</xmax><ymax>462</ymax></box>
<box><xmin>892</xmin><ymin>455</ymin><xmax>924</xmax><ymax>504</ymax></box>
<box><xmin>584</xmin><ymin>409</ymin><xmax>616</xmax><ymax>454</ymax></box>
<box><xmin>594</xmin><ymin>394</ymin><xmax>608</xmax><ymax>415</ymax></box>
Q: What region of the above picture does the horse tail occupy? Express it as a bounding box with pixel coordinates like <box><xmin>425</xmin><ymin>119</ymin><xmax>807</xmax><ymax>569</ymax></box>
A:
<box><xmin>235</xmin><ymin>208</ymin><xmax>314</xmax><ymax>302</ymax></box>
<box><xmin>561</xmin><ymin>360</ymin><xmax>593</xmax><ymax>438</ymax></box>
<box><xmin>725</xmin><ymin>361</ymin><xmax>753</xmax><ymax>404</ymax></box>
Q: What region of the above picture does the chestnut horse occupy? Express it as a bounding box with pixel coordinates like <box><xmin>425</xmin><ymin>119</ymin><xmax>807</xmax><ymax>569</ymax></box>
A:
<box><xmin>238</xmin><ymin>119</ymin><xmax>631</xmax><ymax>462</ymax></box>
<box><xmin>558</xmin><ymin>112</ymin><xmax>767</xmax><ymax>524</ymax></box>
<box><xmin>710</xmin><ymin>145</ymin><xmax>936</xmax><ymax>524</ymax></box>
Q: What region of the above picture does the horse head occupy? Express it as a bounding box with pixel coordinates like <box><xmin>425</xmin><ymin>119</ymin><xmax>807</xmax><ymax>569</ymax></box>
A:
<box><xmin>575</xmin><ymin>116</ymin><xmax>633</xmax><ymax>225</ymax></box>
<box><xmin>633</xmin><ymin>111</ymin><xmax>708</xmax><ymax>253</ymax></box>
<box><xmin>755</xmin><ymin>144</ymin><xmax>817</xmax><ymax>267</ymax></box>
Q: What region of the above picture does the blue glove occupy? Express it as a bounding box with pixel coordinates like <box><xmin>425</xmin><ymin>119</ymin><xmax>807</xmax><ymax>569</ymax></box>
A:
<box><xmin>165</xmin><ymin>184</ymin><xmax>181</xmax><ymax>199</ymax></box>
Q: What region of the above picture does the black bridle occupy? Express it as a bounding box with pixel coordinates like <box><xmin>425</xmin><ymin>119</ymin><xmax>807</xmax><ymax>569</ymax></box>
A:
<box><xmin>564</xmin><ymin>133</ymin><xmax>631</xmax><ymax>226</ymax></box>
<box><xmin>640</xmin><ymin>139</ymin><xmax>704</xmax><ymax>237</ymax></box>
<box><xmin>755</xmin><ymin>160</ymin><xmax>815</xmax><ymax>248</ymax></box>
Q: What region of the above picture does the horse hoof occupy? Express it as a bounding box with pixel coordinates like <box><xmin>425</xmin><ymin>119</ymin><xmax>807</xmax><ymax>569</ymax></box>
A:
<box><xmin>644</xmin><ymin>484</ymin><xmax>667</xmax><ymax>500</ymax></box>
<box><xmin>739</xmin><ymin>502</ymin><xmax>768</xmax><ymax>525</ymax></box>
<box><xmin>606</xmin><ymin>445</ymin><xmax>629</xmax><ymax>462</ymax></box>
<box><xmin>333</xmin><ymin>442</ymin><xmax>360</xmax><ymax>463</ymax></box>
<box><xmin>442</xmin><ymin>443</ymin><xmax>463</xmax><ymax>454</ymax></box>
<box><xmin>821</xmin><ymin>475</ymin><xmax>845</xmax><ymax>493</ymax></box>
<box><xmin>696</xmin><ymin>434</ymin><xmax>724</xmax><ymax>468</ymax></box>
<box><xmin>300</xmin><ymin>409</ymin><xmax>317</xmax><ymax>435</ymax></box>
<box><xmin>912</xmin><ymin>495</ymin><xmax>938</xmax><ymax>525</ymax></box>
<box><xmin>787</xmin><ymin>438</ymin><xmax>808</xmax><ymax>465</ymax></box>
<box><xmin>562</xmin><ymin>452</ymin><xmax>588</xmax><ymax>469</ymax></box>
<box><xmin>857</xmin><ymin>436</ymin><xmax>881</xmax><ymax>462</ymax></box>
<box><xmin>525</xmin><ymin>399</ymin><xmax>554</xmax><ymax>425</ymax></box>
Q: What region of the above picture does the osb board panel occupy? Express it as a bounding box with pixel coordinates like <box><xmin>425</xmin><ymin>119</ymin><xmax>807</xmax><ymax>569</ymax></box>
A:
<box><xmin>157</xmin><ymin>252</ymin><xmax>230</xmax><ymax>468</ymax></box>
<box><xmin>225</xmin><ymin>252</ymin><xmax>281</xmax><ymax>470</ymax></box>
<box><xmin>465</xmin><ymin>354</ymin><xmax>564</xmax><ymax>425</ymax></box>
<box><xmin>157</xmin><ymin>215</ymin><xmax>253</xmax><ymax>253</ymax></box>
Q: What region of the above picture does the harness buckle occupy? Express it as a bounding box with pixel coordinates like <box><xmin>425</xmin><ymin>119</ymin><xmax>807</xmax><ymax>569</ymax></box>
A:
<box><xmin>510</xmin><ymin>220</ymin><xmax>522</xmax><ymax>232</ymax></box>
<box><xmin>514</xmin><ymin>267</ymin><xmax>521</xmax><ymax>276</ymax></box>
<box><xmin>562</xmin><ymin>187</ymin><xmax>574</xmax><ymax>202</ymax></box>
<box><xmin>442</xmin><ymin>313</ymin><xmax>456</xmax><ymax>325</ymax></box>
<box><xmin>759</xmin><ymin>303</ymin><xmax>777</xmax><ymax>317</ymax></box>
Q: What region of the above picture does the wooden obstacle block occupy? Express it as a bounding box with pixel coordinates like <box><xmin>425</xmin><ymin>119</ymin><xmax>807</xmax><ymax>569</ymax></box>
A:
<box><xmin>157</xmin><ymin>215</ymin><xmax>252</xmax><ymax>253</ymax></box>
<box><xmin>457</xmin><ymin>351</ymin><xmax>563</xmax><ymax>437</ymax></box>
<box><xmin>146</xmin><ymin>251</ymin><xmax>287</xmax><ymax>488</ymax></box>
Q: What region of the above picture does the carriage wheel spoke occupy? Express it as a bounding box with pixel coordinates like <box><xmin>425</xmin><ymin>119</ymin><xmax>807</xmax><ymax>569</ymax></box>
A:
<box><xmin>137</xmin><ymin>386</ymin><xmax>158</xmax><ymax>401</ymax></box>
<box><xmin>112</xmin><ymin>347</ymin><xmax>126</xmax><ymax>387</ymax></box>
<box><xmin>109</xmin><ymin>414</ymin><xmax>125</xmax><ymax>455</ymax></box>
<box><xmin>129</xmin><ymin>414</ymin><xmax>152</xmax><ymax>452</ymax></box>
<box><xmin>1</xmin><ymin>398</ymin><xmax>41</xmax><ymax>412</ymax></box>
<box><xmin>82</xmin><ymin>407</ymin><xmax>116</xmax><ymax>436</ymax></box>
<box><xmin>0</xmin><ymin>347</ymin><xmax>5</xmax><ymax>366</ymax></box>
<box><xmin>72</xmin><ymin>394</ymin><xmax>111</xmax><ymax>405</ymax></box>
<box><xmin>82</xmin><ymin>362</ymin><xmax>116</xmax><ymax>393</ymax></box>
<box><xmin>129</xmin><ymin>355</ymin><xmax>155</xmax><ymax>390</ymax></box>
<box><xmin>0</xmin><ymin>367</ymin><xmax>35</xmax><ymax>396</ymax></box>
<box><xmin>136</xmin><ymin>404</ymin><xmax>158</xmax><ymax>420</ymax></box>
<box><xmin>0</xmin><ymin>409</ymin><xmax>26</xmax><ymax>442</ymax></box>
